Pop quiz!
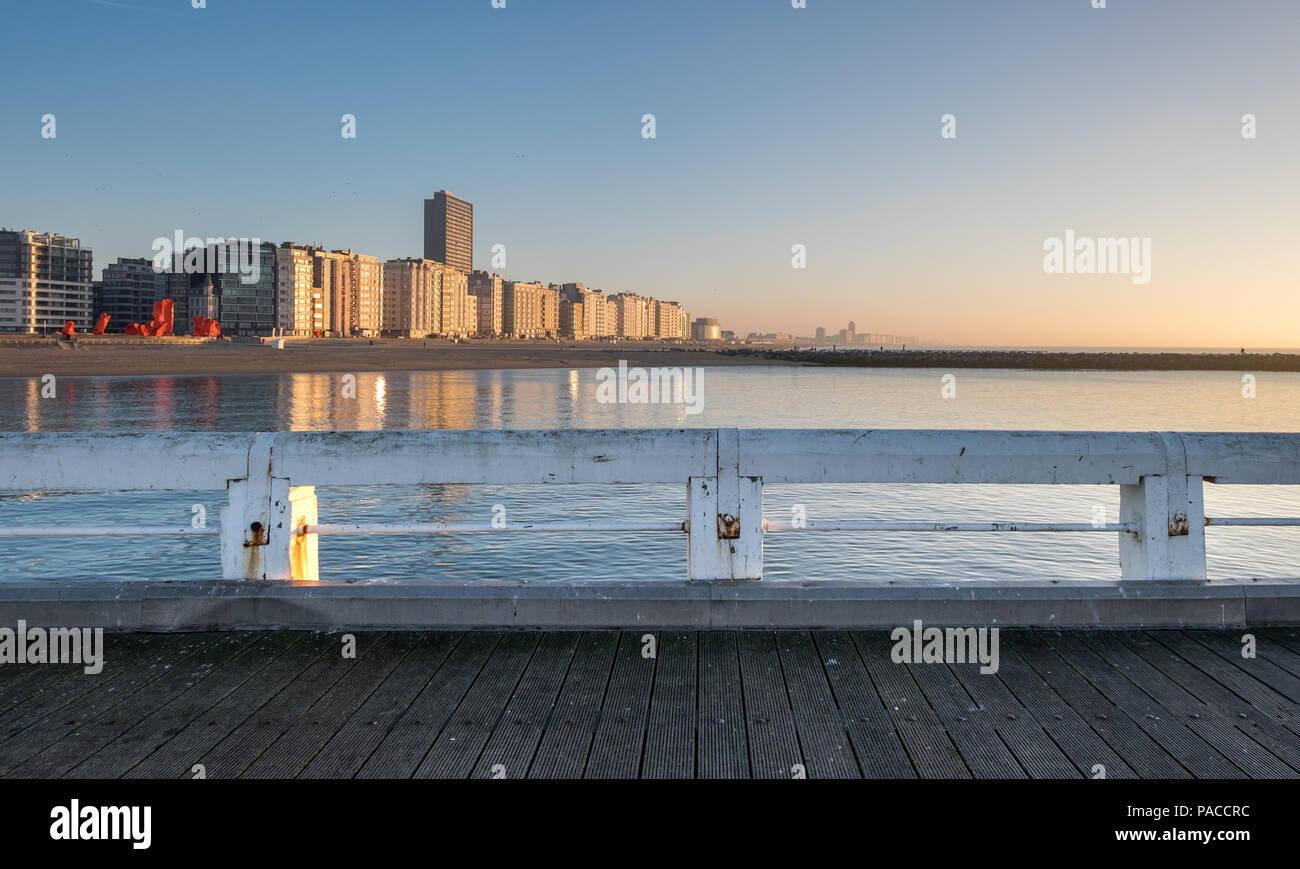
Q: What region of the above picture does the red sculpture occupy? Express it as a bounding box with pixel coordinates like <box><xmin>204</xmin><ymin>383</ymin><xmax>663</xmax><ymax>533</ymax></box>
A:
<box><xmin>193</xmin><ymin>315</ymin><xmax>222</xmax><ymax>338</ymax></box>
<box><xmin>58</xmin><ymin>320</ymin><xmax>76</xmax><ymax>336</ymax></box>
<box><xmin>92</xmin><ymin>313</ymin><xmax>110</xmax><ymax>335</ymax></box>
<box><xmin>148</xmin><ymin>299</ymin><xmax>175</xmax><ymax>336</ymax></box>
<box><xmin>125</xmin><ymin>299</ymin><xmax>176</xmax><ymax>337</ymax></box>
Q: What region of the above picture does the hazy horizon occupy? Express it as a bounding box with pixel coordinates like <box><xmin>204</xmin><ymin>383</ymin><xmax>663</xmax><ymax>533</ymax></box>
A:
<box><xmin>2</xmin><ymin>0</ymin><xmax>1296</xmax><ymax>345</ymax></box>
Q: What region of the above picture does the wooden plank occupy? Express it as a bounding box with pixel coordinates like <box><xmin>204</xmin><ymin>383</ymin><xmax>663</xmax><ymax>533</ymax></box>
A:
<box><xmin>1015</xmin><ymin>634</ymin><xmax>1191</xmax><ymax>779</ymax></box>
<box><xmin>1147</xmin><ymin>631</ymin><xmax>1300</xmax><ymax>748</ymax></box>
<box><xmin>1258</xmin><ymin>627</ymin><xmax>1300</xmax><ymax>666</ymax></box>
<box><xmin>0</xmin><ymin>635</ymin><xmax>193</xmax><ymax>776</ymax></box>
<box><xmin>737</xmin><ymin>630</ymin><xmax>801</xmax><ymax>779</ymax></box>
<box><xmin>1080</xmin><ymin>632</ymin><xmax>1296</xmax><ymax>778</ymax></box>
<box><xmin>696</xmin><ymin>631</ymin><xmax>749</xmax><ymax>779</ymax></box>
<box><xmin>775</xmin><ymin>631</ymin><xmax>859</xmax><ymax>778</ymax></box>
<box><xmin>641</xmin><ymin>631</ymin><xmax>697</xmax><ymax>779</ymax></box>
<box><xmin>1117</xmin><ymin>631</ymin><xmax>1300</xmax><ymax>775</ymax></box>
<box><xmin>992</xmin><ymin>640</ymin><xmax>1136</xmax><ymax>779</ymax></box>
<box><xmin>471</xmin><ymin>632</ymin><xmax>581</xmax><ymax>779</ymax></box>
<box><xmin>902</xmin><ymin>646</ymin><xmax>1027</xmax><ymax>779</ymax></box>
<box><xmin>528</xmin><ymin>632</ymin><xmax>619</xmax><ymax>779</ymax></box>
<box><xmin>1040</xmin><ymin>633</ymin><xmax>1245</xmax><ymax>778</ymax></box>
<box><xmin>1247</xmin><ymin>628</ymin><xmax>1300</xmax><ymax>679</ymax></box>
<box><xmin>126</xmin><ymin>632</ymin><xmax>338</xmax><ymax>779</ymax></box>
<box><xmin>943</xmin><ymin>633</ymin><xmax>1079</xmax><ymax>779</ymax></box>
<box><xmin>0</xmin><ymin>633</ymin><xmax>155</xmax><ymax>721</ymax></box>
<box><xmin>300</xmin><ymin>632</ymin><xmax>462</xmax><ymax>779</ymax></box>
<box><xmin>199</xmin><ymin>631</ymin><xmax>390</xmax><ymax>779</ymax></box>
<box><xmin>851</xmin><ymin>632</ymin><xmax>970</xmax><ymax>779</ymax></box>
<box><xmin>356</xmin><ymin>632</ymin><xmax>500</xmax><ymax>779</ymax></box>
<box><xmin>1180</xmin><ymin>630</ymin><xmax>1300</xmax><ymax>721</ymax></box>
<box><xmin>0</xmin><ymin>633</ymin><xmax>169</xmax><ymax>744</ymax></box>
<box><xmin>66</xmin><ymin>631</ymin><xmax>303</xmax><ymax>778</ymax></box>
<box><xmin>413</xmin><ymin>632</ymin><xmax>541</xmax><ymax>779</ymax></box>
<box><xmin>585</xmin><ymin>632</ymin><xmax>657</xmax><ymax>779</ymax></box>
<box><xmin>6</xmin><ymin>632</ymin><xmax>257</xmax><ymax>778</ymax></box>
<box><xmin>240</xmin><ymin>632</ymin><xmax>423</xmax><ymax>778</ymax></box>
<box><xmin>812</xmin><ymin>632</ymin><xmax>914</xmax><ymax>778</ymax></box>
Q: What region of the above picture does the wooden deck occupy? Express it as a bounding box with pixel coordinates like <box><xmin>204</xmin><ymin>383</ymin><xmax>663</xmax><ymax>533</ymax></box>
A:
<box><xmin>2</xmin><ymin>629</ymin><xmax>1299</xmax><ymax>779</ymax></box>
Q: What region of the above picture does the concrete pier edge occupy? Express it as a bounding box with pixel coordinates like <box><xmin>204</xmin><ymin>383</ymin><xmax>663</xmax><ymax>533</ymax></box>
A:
<box><xmin>0</xmin><ymin>578</ymin><xmax>1296</xmax><ymax>631</ymax></box>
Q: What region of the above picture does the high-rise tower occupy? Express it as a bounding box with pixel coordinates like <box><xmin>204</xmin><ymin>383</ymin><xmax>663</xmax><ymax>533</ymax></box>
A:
<box><xmin>423</xmin><ymin>190</ymin><xmax>473</xmax><ymax>273</ymax></box>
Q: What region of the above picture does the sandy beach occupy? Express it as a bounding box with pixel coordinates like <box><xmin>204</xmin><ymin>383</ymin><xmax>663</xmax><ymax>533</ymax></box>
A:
<box><xmin>0</xmin><ymin>337</ymin><xmax>795</xmax><ymax>378</ymax></box>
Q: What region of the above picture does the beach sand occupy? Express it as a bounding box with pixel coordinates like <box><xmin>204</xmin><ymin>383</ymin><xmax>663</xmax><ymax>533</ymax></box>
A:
<box><xmin>0</xmin><ymin>337</ymin><xmax>795</xmax><ymax>378</ymax></box>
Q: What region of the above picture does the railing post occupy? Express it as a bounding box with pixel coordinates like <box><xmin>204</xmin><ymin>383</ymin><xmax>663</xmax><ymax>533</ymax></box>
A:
<box><xmin>687</xmin><ymin>428</ymin><xmax>763</xmax><ymax>580</ymax></box>
<box><xmin>1118</xmin><ymin>434</ymin><xmax>1206</xmax><ymax>580</ymax></box>
<box><xmin>220</xmin><ymin>433</ymin><xmax>319</xmax><ymax>581</ymax></box>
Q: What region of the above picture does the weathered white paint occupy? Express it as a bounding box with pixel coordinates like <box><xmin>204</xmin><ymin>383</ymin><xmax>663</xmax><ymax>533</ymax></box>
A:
<box><xmin>763</xmin><ymin>520</ymin><xmax>1135</xmax><ymax>533</ymax></box>
<box><xmin>309</xmin><ymin>521</ymin><xmax>686</xmax><ymax>534</ymax></box>
<box><xmin>1</xmin><ymin>429</ymin><xmax>1298</xmax><ymax>583</ymax></box>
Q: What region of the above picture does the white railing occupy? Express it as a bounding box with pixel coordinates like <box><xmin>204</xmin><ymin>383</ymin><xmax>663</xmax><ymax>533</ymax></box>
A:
<box><xmin>1</xmin><ymin>429</ymin><xmax>1298</xmax><ymax>582</ymax></box>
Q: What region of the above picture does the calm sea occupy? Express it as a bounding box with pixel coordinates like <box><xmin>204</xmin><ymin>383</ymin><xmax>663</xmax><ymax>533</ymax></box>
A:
<box><xmin>1</xmin><ymin>365</ymin><xmax>1297</xmax><ymax>582</ymax></box>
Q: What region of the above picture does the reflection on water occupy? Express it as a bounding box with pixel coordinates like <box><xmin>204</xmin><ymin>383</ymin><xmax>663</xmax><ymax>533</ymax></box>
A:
<box><xmin>1</xmin><ymin>366</ymin><xmax>1299</xmax><ymax>582</ymax></box>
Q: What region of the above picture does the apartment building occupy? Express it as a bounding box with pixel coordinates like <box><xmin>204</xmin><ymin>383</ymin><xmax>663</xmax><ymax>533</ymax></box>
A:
<box><xmin>502</xmin><ymin>280</ymin><xmax>544</xmax><ymax>337</ymax></box>
<box><xmin>382</xmin><ymin>258</ymin><xmax>441</xmax><ymax>337</ymax></box>
<box><xmin>468</xmin><ymin>270</ymin><xmax>503</xmax><ymax>336</ymax></box>
<box><xmin>0</xmin><ymin>230</ymin><xmax>94</xmax><ymax>333</ymax></box>
<box><xmin>275</xmin><ymin>243</ymin><xmax>327</xmax><ymax>336</ymax></box>
<box><xmin>610</xmin><ymin>292</ymin><xmax>651</xmax><ymax>339</ymax></box>
<box><xmin>98</xmin><ymin>257</ymin><xmax>164</xmax><ymax>328</ymax></box>
<box><xmin>540</xmin><ymin>284</ymin><xmax>560</xmax><ymax>337</ymax></box>
<box><xmin>423</xmin><ymin>190</ymin><xmax>473</xmax><ymax>273</ymax></box>
<box><xmin>440</xmin><ymin>266</ymin><xmax>473</xmax><ymax>337</ymax></box>
<box><xmin>653</xmin><ymin>299</ymin><xmax>689</xmax><ymax>339</ymax></box>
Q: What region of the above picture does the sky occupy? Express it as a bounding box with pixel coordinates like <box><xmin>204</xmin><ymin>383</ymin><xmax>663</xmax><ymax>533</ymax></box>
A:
<box><xmin>1</xmin><ymin>0</ymin><xmax>1297</xmax><ymax>347</ymax></box>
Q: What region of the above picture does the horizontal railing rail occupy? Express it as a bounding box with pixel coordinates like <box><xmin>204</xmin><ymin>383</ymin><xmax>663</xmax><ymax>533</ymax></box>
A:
<box><xmin>0</xmin><ymin>429</ymin><xmax>1298</xmax><ymax>582</ymax></box>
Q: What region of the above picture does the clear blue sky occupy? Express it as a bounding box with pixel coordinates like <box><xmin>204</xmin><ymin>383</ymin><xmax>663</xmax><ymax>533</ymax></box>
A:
<box><xmin>2</xmin><ymin>0</ymin><xmax>1297</xmax><ymax>345</ymax></box>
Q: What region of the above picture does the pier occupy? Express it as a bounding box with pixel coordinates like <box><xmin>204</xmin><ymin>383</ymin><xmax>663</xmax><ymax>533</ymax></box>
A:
<box><xmin>1</xmin><ymin>628</ymin><xmax>1298</xmax><ymax>778</ymax></box>
<box><xmin>3</xmin><ymin>428</ymin><xmax>1300</xmax><ymax>779</ymax></box>
<box><xmin>0</xmin><ymin>428</ymin><xmax>1298</xmax><ymax>629</ymax></box>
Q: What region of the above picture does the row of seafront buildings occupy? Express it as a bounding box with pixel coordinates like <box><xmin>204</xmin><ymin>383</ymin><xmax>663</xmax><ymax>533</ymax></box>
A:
<box><xmin>1</xmin><ymin>191</ymin><xmax>712</xmax><ymax>340</ymax></box>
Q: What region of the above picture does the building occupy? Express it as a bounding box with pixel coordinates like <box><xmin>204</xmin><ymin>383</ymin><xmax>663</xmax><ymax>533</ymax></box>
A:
<box><xmin>149</xmin><ymin>240</ymin><xmax>283</xmax><ymax>337</ymax></box>
<box><xmin>559</xmin><ymin>296</ymin><xmax>584</xmax><ymax>339</ymax></box>
<box><xmin>815</xmin><ymin>326</ymin><xmax>826</xmax><ymax>343</ymax></box>
<box><xmin>440</xmin><ymin>266</ymin><xmax>472</xmax><ymax>336</ymax></box>
<box><xmin>561</xmin><ymin>283</ymin><xmax>608</xmax><ymax>337</ymax></box>
<box><xmin>382</xmin><ymin>258</ymin><xmax>441</xmax><ymax>337</ymax></box>
<box><xmin>610</xmin><ymin>292</ymin><xmax>650</xmax><ymax>338</ymax></box>
<box><xmin>502</xmin><ymin>280</ymin><xmax>544</xmax><ymax>337</ymax></box>
<box><xmin>691</xmin><ymin>317</ymin><xmax>721</xmax><ymax>341</ymax></box>
<box><xmin>462</xmin><ymin>293</ymin><xmax>477</xmax><ymax>339</ymax></box>
<box><xmin>540</xmin><ymin>284</ymin><xmax>560</xmax><ymax>337</ymax></box>
<box><xmin>468</xmin><ymin>271</ymin><xmax>503</xmax><ymax>336</ymax></box>
<box><xmin>0</xmin><ymin>230</ymin><xmax>94</xmax><ymax>333</ymax></box>
<box><xmin>652</xmin><ymin>299</ymin><xmax>688</xmax><ymax>339</ymax></box>
<box><xmin>423</xmin><ymin>190</ymin><xmax>473</xmax><ymax>274</ymax></box>
<box><xmin>344</xmin><ymin>252</ymin><xmax>383</xmax><ymax>337</ymax></box>
<box><xmin>275</xmin><ymin>243</ymin><xmax>327</xmax><ymax>336</ymax></box>
<box><xmin>312</xmin><ymin>250</ymin><xmax>350</xmax><ymax>336</ymax></box>
<box><xmin>98</xmin><ymin>257</ymin><xmax>164</xmax><ymax>329</ymax></box>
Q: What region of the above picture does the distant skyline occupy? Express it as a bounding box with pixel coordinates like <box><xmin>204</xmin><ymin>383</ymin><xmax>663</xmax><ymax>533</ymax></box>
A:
<box><xmin>1</xmin><ymin>0</ymin><xmax>1297</xmax><ymax>346</ymax></box>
